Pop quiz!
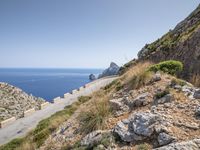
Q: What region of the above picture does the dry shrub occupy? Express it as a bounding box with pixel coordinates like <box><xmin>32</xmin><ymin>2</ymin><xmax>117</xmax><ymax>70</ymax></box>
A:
<box><xmin>79</xmin><ymin>91</ymin><xmax>111</xmax><ymax>134</ymax></box>
<box><xmin>191</xmin><ymin>74</ymin><xmax>200</xmax><ymax>87</ymax></box>
<box><xmin>15</xmin><ymin>141</ymin><xmax>35</xmax><ymax>150</ymax></box>
<box><xmin>121</xmin><ymin>62</ymin><xmax>153</xmax><ymax>89</ymax></box>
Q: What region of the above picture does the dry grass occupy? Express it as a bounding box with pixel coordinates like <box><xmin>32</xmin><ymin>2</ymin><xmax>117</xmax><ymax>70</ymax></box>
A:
<box><xmin>120</xmin><ymin>62</ymin><xmax>153</xmax><ymax>89</ymax></box>
<box><xmin>79</xmin><ymin>90</ymin><xmax>112</xmax><ymax>134</ymax></box>
<box><xmin>190</xmin><ymin>73</ymin><xmax>200</xmax><ymax>87</ymax></box>
<box><xmin>15</xmin><ymin>141</ymin><xmax>35</xmax><ymax>150</ymax></box>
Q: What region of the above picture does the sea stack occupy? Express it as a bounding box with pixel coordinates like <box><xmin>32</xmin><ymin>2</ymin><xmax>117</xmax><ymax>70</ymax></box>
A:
<box><xmin>98</xmin><ymin>62</ymin><xmax>120</xmax><ymax>78</ymax></box>
<box><xmin>89</xmin><ymin>74</ymin><xmax>96</xmax><ymax>81</ymax></box>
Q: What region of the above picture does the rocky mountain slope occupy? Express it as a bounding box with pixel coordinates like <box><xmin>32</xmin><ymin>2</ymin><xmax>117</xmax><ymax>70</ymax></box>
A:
<box><xmin>137</xmin><ymin>4</ymin><xmax>200</xmax><ymax>80</ymax></box>
<box><xmin>0</xmin><ymin>82</ymin><xmax>45</xmax><ymax>121</ymax></box>
<box><xmin>34</xmin><ymin>62</ymin><xmax>200</xmax><ymax>150</ymax></box>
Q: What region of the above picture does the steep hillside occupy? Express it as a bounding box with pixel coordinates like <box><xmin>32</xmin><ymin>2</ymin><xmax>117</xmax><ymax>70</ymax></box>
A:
<box><xmin>0</xmin><ymin>82</ymin><xmax>45</xmax><ymax>121</ymax></box>
<box><xmin>138</xmin><ymin>4</ymin><xmax>200</xmax><ymax>81</ymax></box>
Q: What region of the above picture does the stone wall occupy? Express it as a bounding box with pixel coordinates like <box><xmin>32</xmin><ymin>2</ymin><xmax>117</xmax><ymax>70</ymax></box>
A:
<box><xmin>53</xmin><ymin>97</ymin><xmax>62</xmax><ymax>103</ymax></box>
<box><xmin>23</xmin><ymin>108</ymin><xmax>35</xmax><ymax>117</ymax></box>
<box><xmin>0</xmin><ymin>84</ymin><xmax>89</xmax><ymax>128</ymax></box>
<box><xmin>40</xmin><ymin>102</ymin><xmax>50</xmax><ymax>110</ymax></box>
<box><xmin>0</xmin><ymin>117</ymin><xmax>16</xmax><ymax>128</ymax></box>
<box><xmin>64</xmin><ymin>93</ymin><xmax>71</xmax><ymax>98</ymax></box>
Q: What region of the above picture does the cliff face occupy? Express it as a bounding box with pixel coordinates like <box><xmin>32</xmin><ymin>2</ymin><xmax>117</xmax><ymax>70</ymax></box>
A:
<box><xmin>0</xmin><ymin>82</ymin><xmax>45</xmax><ymax>121</ymax></box>
<box><xmin>138</xmin><ymin>4</ymin><xmax>200</xmax><ymax>80</ymax></box>
<box><xmin>98</xmin><ymin>62</ymin><xmax>120</xmax><ymax>78</ymax></box>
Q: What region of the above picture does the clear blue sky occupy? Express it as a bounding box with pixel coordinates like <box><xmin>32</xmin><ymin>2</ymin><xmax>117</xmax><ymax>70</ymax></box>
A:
<box><xmin>0</xmin><ymin>0</ymin><xmax>199</xmax><ymax>68</ymax></box>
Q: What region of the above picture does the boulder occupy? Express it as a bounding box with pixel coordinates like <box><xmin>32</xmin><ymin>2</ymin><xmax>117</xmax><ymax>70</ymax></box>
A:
<box><xmin>182</xmin><ymin>85</ymin><xmax>194</xmax><ymax>96</ymax></box>
<box><xmin>152</xmin><ymin>72</ymin><xmax>162</xmax><ymax>82</ymax></box>
<box><xmin>125</xmin><ymin>93</ymin><xmax>150</xmax><ymax>108</ymax></box>
<box><xmin>130</xmin><ymin>112</ymin><xmax>160</xmax><ymax>137</ymax></box>
<box><xmin>109</xmin><ymin>98</ymin><xmax>124</xmax><ymax>111</ymax></box>
<box><xmin>81</xmin><ymin>130</ymin><xmax>107</xmax><ymax>147</ymax></box>
<box><xmin>195</xmin><ymin>106</ymin><xmax>200</xmax><ymax>116</ymax></box>
<box><xmin>89</xmin><ymin>74</ymin><xmax>96</xmax><ymax>81</ymax></box>
<box><xmin>113</xmin><ymin>112</ymin><xmax>162</xmax><ymax>142</ymax></box>
<box><xmin>98</xmin><ymin>62</ymin><xmax>120</xmax><ymax>78</ymax></box>
<box><xmin>154</xmin><ymin>94</ymin><xmax>174</xmax><ymax>105</ymax></box>
<box><xmin>194</xmin><ymin>89</ymin><xmax>200</xmax><ymax>99</ymax></box>
<box><xmin>153</xmin><ymin>139</ymin><xmax>200</xmax><ymax>150</ymax></box>
<box><xmin>157</xmin><ymin>132</ymin><xmax>175</xmax><ymax>146</ymax></box>
<box><xmin>113</xmin><ymin>121</ymin><xmax>144</xmax><ymax>142</ymax></box>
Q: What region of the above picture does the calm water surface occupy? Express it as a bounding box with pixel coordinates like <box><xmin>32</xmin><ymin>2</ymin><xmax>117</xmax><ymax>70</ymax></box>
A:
<box><xmin>0</xmin><ymin>68</ymin><xmax>102</xmax><ymax>102</ymax></box>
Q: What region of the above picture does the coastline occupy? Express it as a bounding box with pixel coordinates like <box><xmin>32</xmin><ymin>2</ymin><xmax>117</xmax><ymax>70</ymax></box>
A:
<box><xmin>0</xmin><ymin>76</ymin><xmax>118</xmax><ymax>145</ymax></box>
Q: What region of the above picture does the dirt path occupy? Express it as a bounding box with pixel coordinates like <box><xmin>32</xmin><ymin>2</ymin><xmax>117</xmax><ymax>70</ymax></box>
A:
<box><xmin>0</xmin><ymin>76</ymin><xmax>118</xmax><ymax>145</ymax></box>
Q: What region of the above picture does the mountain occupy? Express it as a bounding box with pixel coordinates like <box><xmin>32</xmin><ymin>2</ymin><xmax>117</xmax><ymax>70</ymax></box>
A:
<box><xmin>0</xmin><ymin>82</ymin><xmax>45</xmax><ymax>121</ymax></box>
<box><xmin>137</xmin><ymin>4</ymin><xmax>200</xmax><ymax>80</ymax></box>
<box><xmin>98</xmin><ymin>62</ymin><xmax>120</xmax><ymax>78</ymax></box>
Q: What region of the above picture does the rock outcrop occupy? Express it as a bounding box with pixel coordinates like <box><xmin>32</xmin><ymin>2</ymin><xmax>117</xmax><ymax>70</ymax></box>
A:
<box><xmin>154</xmin><ymin>139</ymin><xmax>200</xmax><ymax>150</ymax></box>
<box><xmin>0</xmin><ymin>82</ymin><xmax>45</xmax><ymax>121</ymax></box>
<box><xmin>98</xmin><ymin>62</ymin><xmax>120</xmax><ymax>78</ymax></box>
<box><xmin>137</xmin><ymin>5</ymin><xmax>200</xmax><ymax>80</ymax></box>
<box><xmin>89</xmin><ymin>74</ymin><xmax>96</xmax><ymax>81</ymax></box>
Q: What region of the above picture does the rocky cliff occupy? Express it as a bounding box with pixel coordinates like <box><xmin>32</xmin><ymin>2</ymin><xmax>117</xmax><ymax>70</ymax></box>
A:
<box><xmin>98</xmin><ymin>62</ymin><xmax>120</xmax><ymax>78</ymax></box>
<box><xmin>138</xmin><ymin>4</ymin><xmax>200</xmax><ymax>80</ymax></box>
<box><xmin>0</xmin><ymin>82</ymin><xmax>45</xmax><ymax>121</ymax></box>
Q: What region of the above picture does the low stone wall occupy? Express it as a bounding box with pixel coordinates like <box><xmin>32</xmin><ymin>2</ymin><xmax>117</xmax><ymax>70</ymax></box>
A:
<box><xmin>79</xmin><ymin>86</ymin><xmax>84</xmax><ymax>91</ymax></box>
<box><xmin>0</xmin><ymin>117</ymin><xmax>16</xmax><ymax>128</ymax></box>
<box><xmin>23</xmin><ymin>108</ymin><xmax>35</xmax><ymax>117</ymax></box>
<box><xmin>53</xmin><ymin>97</ymin><xmax>62</xmax><ymax>103</ymax></box>
<box><xmin>64</xmin><ymin>93</ymin><xmax>71</xmax><ymax>98</ymax></box>
<box><xmin>71</xmin><ymin>89</ymin><xmax>78</xmax><ymax>94</ymax></box>
<box><xmin>40</xmin><ymin>102</ymin><xmax>50</xmax><ymax>110</ymax></box>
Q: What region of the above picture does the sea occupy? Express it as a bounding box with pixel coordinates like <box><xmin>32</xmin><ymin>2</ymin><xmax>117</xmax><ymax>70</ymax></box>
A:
<box><xmin>0</xmin><ymin>68</ymin><xmax>103</xmax><ymax>102</ymax></box>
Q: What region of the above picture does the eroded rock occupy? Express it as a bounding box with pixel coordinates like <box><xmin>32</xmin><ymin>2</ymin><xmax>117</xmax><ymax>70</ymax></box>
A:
<box><xmin>154</xmin><ymin>139</ymin><xmax>200</xmax><ymax>150</ymax></box>
<box><xmin>157</xmin><ymin>132</ymin><xmax>175</xmax><ymax>146</ymax></box>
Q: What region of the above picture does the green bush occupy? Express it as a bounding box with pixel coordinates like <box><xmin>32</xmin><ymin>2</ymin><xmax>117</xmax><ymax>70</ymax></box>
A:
<box><xmin>154</xmin><ymin>89</ymin><xmax>170</xmax><ymax>99</ymax></box>
<box><xmin>148</xmin><ymin>60</ymin><xmax>183</xmax><ymax>75</ymax></box>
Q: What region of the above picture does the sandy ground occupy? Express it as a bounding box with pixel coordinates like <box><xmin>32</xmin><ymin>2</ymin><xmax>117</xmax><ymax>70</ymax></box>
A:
<box><xmin>0</xmin><ymin>76</ymin><xmax>118</xmax><ymax>145</ymax></box>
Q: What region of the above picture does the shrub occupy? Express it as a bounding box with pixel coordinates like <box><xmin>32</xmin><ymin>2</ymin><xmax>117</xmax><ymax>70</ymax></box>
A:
<box><xmin>148</xmin><ymin>60</ymin><xmax>183</xmax><ymax>75</ymax></box>
<box><xmin>171</xmin><ymin>78</ymin><xmax>187</xmax><ymax>86</ymax></box>
<box><xmin>154</xmin><ymin>88</ymin><xmax>170</xmax><ymax>99</ymax></box>
<box><xmin>79</xmin><ymin>99</ymin><xmax>111</xmax><ymax>134</ymax></box>
<box><xmin>130</xmin><ymin>71</ymin><xmax>153</xmax><ymax>89</ymax></box>
<box><xmin>121</xmin><ymin>62</ymin><xmax>153</xmax><ymax>90</ymax></box>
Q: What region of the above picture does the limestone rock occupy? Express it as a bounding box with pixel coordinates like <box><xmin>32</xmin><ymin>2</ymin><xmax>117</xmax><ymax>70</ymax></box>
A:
<box><xmin>125</xmin><ymin>93</ymin><xmax>150</xmax><ymax>108</ymax></box>
<box><xmin>152</xmin><ymin>72</ymin><xmax>162</xmax><ymax>82</ymax></box>
<box><xmin>154</xmin><ymin>94</ymin><xmax>174</xmax><ymax>105</ymax></box>
<box><xmin>130</xmin><ymin>112</ymin><xmax>160</xmax><ymax>137</ymax></box>
<box><xmin>113</xmin><ymin>121</ymin><xmax>143</xmax><ymax>142</ymax></box>
<box><xmin>154</xmin><ymin>139</ymin><xmax>200</xmax><ymax>150</ymax></box>
<box><xmin>98</xmin><ymin>62</ymin><xmax>119</xmax><ymax>78</ymax></box>
<box><xmin>113</xmin><ymin>112</ymin><xmax>162</xmax><ymax>142</ymax></box>
<box><xmin>157</xmin><ymin>132</ymin><xmax>175</xmax><ymax>146</ymax></box>
<box><xmin>81</xmin><ymin>130</ymin><xmax>107</xmax><ymax>147</ymax></box>
<box><xmin>194</xmin><ymin>89</ymin><xmax>200</xmax><ymax>99</ymax></box>
<box><xmin>0</xmin><ymin>82</ymin><xmax>45</xmax><ymax>121</ymax></box>
<box><xmin>195</xmin><ymin>106</ymin><xmax>200</xmax><ymax>116</ymax></box>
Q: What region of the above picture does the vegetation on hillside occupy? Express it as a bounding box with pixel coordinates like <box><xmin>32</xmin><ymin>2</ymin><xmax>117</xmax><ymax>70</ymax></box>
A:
<box><xmin>148</xmin><ymin>60</ymin><xmax>183</xmax><ymax>76</ymax></box>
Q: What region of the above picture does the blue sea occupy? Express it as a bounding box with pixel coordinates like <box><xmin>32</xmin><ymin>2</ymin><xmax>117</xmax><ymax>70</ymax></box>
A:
<box><xmin>0</xmin><ymin>68</ymin><xmax>103</xmax><ymax>102</ymax></box>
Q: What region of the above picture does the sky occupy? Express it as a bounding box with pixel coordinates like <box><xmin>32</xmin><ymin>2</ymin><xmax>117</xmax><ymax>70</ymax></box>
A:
<box><xmin>0</xmin><ymin>0</ymin><xmax>199</xmax><ymax>68</ymax></box>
